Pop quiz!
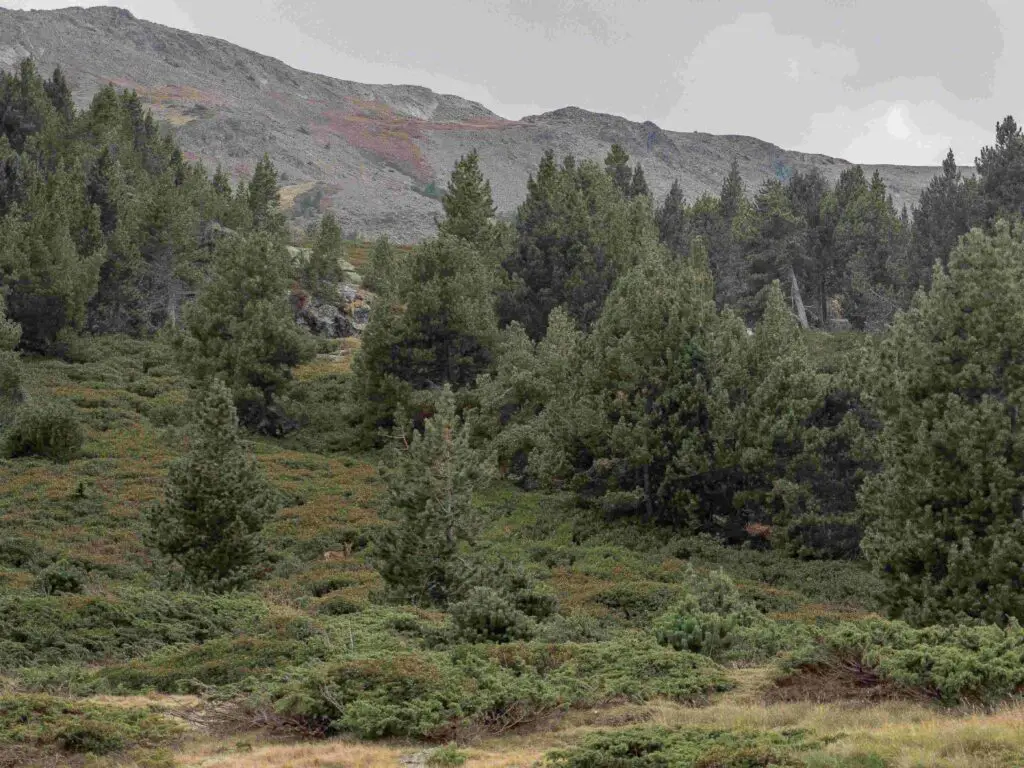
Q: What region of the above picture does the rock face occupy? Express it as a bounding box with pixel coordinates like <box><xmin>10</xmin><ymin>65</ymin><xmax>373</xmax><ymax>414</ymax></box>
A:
<box><xmin>0</xmin><ymin>7</ymin><xmax>964</xmax><ymax>243</ymax></box>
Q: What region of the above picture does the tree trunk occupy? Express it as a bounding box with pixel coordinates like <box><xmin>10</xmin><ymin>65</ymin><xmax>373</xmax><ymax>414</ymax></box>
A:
<box><xmin>787</xmin><ymin>264</ymin><xmax>810</xmax><ymax>330</ymax></box>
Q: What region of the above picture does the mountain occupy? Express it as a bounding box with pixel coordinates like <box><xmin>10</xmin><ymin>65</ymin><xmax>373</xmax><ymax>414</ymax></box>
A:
<box><xmin>0</xmin><ymin>6</ymin><xmax>958</xmax><ymax>243</ymax></box>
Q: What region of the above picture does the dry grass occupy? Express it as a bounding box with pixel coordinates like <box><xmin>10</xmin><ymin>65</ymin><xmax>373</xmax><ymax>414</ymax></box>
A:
<box><xmin>293</xmin><ymin>343</ymin><xmax>361</xmax><ymax>381</ymax></box>
<box><xmin>280</xmin><ymin>181</ymin><xmax>319</xmax><ymax>210</ymax></box>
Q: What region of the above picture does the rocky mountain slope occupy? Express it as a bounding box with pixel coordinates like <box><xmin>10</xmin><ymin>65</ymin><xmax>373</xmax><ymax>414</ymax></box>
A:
<box><xmin>0</xmin><ymin>6</ymin><xmax>957</xmax><ymax>242</ymax></box>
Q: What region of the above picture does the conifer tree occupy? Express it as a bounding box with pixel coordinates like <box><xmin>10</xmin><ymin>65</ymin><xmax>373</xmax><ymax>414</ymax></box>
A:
<box><xmin>630</xmin><ymin>163</ymin><xmax>650</xmax><ymax>198</ymax></box>
<box><xmin>176</xmin><ymin>232</ymin><xmax>315</xmax><ymax>432</ymax></box>
<box><xmin>373</xmin><ymin>389</ymin><xmax>491</xmax><ymax>606</ymax></box>
<box><xmin>438</xmin><ymin>149</ymin><xmax>496</xmax><ymax>250</ymax></box>
<box><xmin>501</xmin><ymin>151</ymin><xmax>652</xmax><ymax>338</ymax></box>
<box><xmin>353</xmin><ymin>234</ymin><xmax>498</xmax><ymax>431</ymax></box>
<box><xmin>604</xmin><ymin>143</ymin><xmax>633</xmax><ymax>196</ymax></box>
<box><xmin>655</xmin><ymin>179</ymin><xmax>691</xmax><ymax>255</ymax></box>
<box><xmin>301</xmin><ymin>212</ymin><xmax>346</xmax><ymax>302</ymax></box>
<box><xmin>910</xmin><ymin>149</ymin><xmax>981</xmax><ymax>287</ymax></box>
<box><xmin>247</xmin><ymin>154</ymin><xmax>284</xmax><ymax>236</ymax></box>
<box><xmin>43</xmin><ymin>66</ymin><xmax>74</xmax><ymax>123</ymax></box>
<box><xmin>976</xmin><ymin>116</ymin><xmax>1024</xmax><ymax>221</ymax></box>
<box><xmin>145</xmin><ymin>378</ymin><xmax>277</xmax><ymax>592</ymax></box>
<box><xmin>861</xmin><ymin>221</ymin><xmax>1024</xmax><ymax>625</ymax></box>
<box><xmin>364</xmin><ymin>235</ymin><xmax>400</xmax><ymax>296</ymax></box>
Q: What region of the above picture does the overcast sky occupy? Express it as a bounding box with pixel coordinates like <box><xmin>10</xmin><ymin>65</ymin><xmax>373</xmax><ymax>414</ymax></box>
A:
<box><xmin>5</xmin><ymin>0</ymin><xmax>1021</xmax><ymax>165</ymax></box>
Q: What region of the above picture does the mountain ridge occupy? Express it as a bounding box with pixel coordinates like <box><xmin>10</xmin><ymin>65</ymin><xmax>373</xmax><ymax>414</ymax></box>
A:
<box><xmin>0</xmin><ymin>5</ymin><xmax>960</xmax><ymax>242</ymax></box>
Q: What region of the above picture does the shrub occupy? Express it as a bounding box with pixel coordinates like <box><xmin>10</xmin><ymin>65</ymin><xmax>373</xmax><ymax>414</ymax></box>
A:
<box><xmin>775</xmin><ymin>618</ymin><xmax>1024</xmax><ymax>704</ymax></box>
<box><xmin>269</xmin><ymin>637</ymin><xmax>728</xmax><ymax>740</ymax></box>
<box><xmin>0</xmin><ymin>694</ymin><xmax>180</xmax><ymax>756</ymax></box>
<box><xmin>3</xmin><ymin>399</ymin><xmax>83</xmax><ymax>462</ymax></box>
<box><xmin>450</xmin><ymin>587</ymin><xmax>535</xmax><ymax>644</ymax></box>
<box><xmin>427</xmin><ymin>743</ymin><xmax>469</xmax><ymax>766</ymax></box>
<box><xmin>35</xmin><ymin>559</ymin><xmax>86</xmax><ymax>595</ymax></box>
<box><xmin>544</xmin><ymin>726</ymin><xmax>819</xmax><ymax>767</ymax></box>
<box><xmin>0</xmin><ymin>591</ymin><xmax>266</xmax><ymax>669</ymax></box>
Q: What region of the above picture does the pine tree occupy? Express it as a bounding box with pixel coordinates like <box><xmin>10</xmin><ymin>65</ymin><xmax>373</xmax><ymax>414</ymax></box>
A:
<box><xmin>247</xmin><ymin>154</ymin><xmax>284</xmax><ymax>236</ymax></box>
<box><xmin>43</xmin><ymin>67</ymin><xmax>75</xmax><ymax>123</ymax></box>
<box><xmin>145</xmin><ymin>378</ymin><xmax>277</xmax><ymax>592</ymax></box>
<box><xmin>373</xmin><ymin>389</ymin><xmax>492</xmax><ymax>606</ymax></box>
<box><xmin>738</xmin><ymin>179</ymin><xmax>808</xmax><ymax>324</ymax></box>
<box><xmin>301</xmin><ymin>212</ymin><xmax>346</xmax><ymax>302</ymax></box>
<box><xmin>861</xmin><ymin>221</ymin><xmax>1024</xmax><ymax>625</ymax></box>
<box><xmin>604</xmin><ymin>143</ymin><xmax>632</xmax><ymax>196</ymax></box>
<box><xmin>976</xmin><ymin>116</ymin><xmax>1024</xmax><ymax>221</ymax></box>
<box><xmin>630</xmin><ymin>163</ymin><xmax>650</xmax><ymax>198</ymax></box>
<box><xmin>352</xmin><ymin>234</ymin><xmax>498</xmax><ymax>431</ymax></box>
<box><xmin>909</xmin><ymin>149</ymin><xmax>983</xmax><ymax>289</ymax></box>
<box><xmin>364</xmin><ymin>235</ymin><xmax>400</xmax><ymax>296</ymax></box>
<box><xmin>437</xmin><ymin>149</ymin><xmax>496</xmax><ymax>250</ymax></box>
<box><xmin>501</xmin><ymin>151</ymin><xmax>652</xmax><ymax>338</ymax></box>
<box><xmin>719</xmin><ymin>159</ymin><xmax>745</xmax><ymax>221</ymax></box>
<box><xmin>655</xmin><ymin>179</ymin><xmax>690</xmax><ymax>255</ymax></box>
<box><xmin>176</xmin><ymin>232</ymin><xmax>316</xmax><ymax>432</ymax></box>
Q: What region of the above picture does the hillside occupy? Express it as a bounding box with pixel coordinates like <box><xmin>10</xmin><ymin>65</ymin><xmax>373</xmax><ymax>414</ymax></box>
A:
<box><xmin>0</xmin><ymin>5</ymin><xmax>959</xmax><ymax>242</ymax></box>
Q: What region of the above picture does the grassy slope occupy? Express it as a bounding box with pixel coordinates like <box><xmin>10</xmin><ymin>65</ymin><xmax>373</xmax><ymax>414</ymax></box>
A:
<box><xmin>1</xmin><ymin>336</ymin><xmax>1022</xmax><ymax>767</ymax></box>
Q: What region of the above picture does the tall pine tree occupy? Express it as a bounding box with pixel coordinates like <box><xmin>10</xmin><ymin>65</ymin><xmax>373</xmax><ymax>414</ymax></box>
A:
<box><xmin>145</xmin><ymin>378</ymin><xmax>278</xmax><ymax>592</ymax></box>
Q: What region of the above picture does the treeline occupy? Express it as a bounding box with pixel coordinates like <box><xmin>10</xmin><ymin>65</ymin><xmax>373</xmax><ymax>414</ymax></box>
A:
<box><xmin>0</xmin><ymin>59</ymin><xmax>346</xmax><ymax>429</ymax></box>
<box><xmin>351</xmin><ymin>120</ymin><xmax>1024</xmax><ymax>628</ymax></box>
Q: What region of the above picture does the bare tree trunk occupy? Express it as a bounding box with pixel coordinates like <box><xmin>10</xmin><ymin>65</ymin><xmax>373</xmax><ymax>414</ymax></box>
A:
<box><xmin>787</xmin><ymin>264</ymin><xmax>810</xmax><ymax>330</ymax></box>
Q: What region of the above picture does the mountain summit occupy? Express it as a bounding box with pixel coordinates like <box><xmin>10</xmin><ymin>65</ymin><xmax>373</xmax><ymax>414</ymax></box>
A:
<box><xmin>0</xmin><ymin>5</ymin><xmax>950</xmax><ymax>242</ymax></box>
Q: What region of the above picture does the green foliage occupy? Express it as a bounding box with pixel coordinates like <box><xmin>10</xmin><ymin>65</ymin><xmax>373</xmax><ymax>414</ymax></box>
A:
<box><xmin>0</xmin><ymin>295</ymin><xmax>23</xmax><ymax>429</ymax></box>
<box><xmin>300</xmin><ymin>212</ymin><xmax>346</xmax><ymax>302</ymax></box>
<box><xmin>145</xmin><ymin>378</ymin><xmax>278</xmax><ymax>592</ymax></box>
<box><xmin>0</xmin><ymin>590</ymin><xmax>265</xmax><ymax>669</ymax></box>
<box><xmin>352</xmin><ymin>235</ymin><xmax>498</xmax><ymax>431</ymax></box>
<box><xmin>548</xmin><ymin>729</ymin><xmax>819</xmax><ymax>768</ymax></box>
<box><xmin>449</xmin><ymin>586</ymin><xmax>535</xmax><ymax>643</ymax></box>
<box><xmin>364</xmin><ymin>235</ymin><xmax>400</xmax><ymax>295</ymax></box>
<box><xmin>35</xmin><ymin>558</ymin><xmax>86</xmax><ymax>595</ymax></box>
<box><xmin>975</xmin><ymin>116</ymin><xmax>1024</xmax><ymax>222</ymax></box>
<box><xmin>428</xmin><ymin>743</ymin><xmax>469</xmax><ymax>767</ymax></box>
<box><xmin>545</xmin><ymin>726</ymin><xmax>819</xmax><ymax>768</ymax></box>
<box><xmin>0</xmin><ymin>61</ymin><xmax>231</xmax><ymax>342</ymax></box>
<box><xmin>271</xmin><ymin>637</ymin><xmax>728</xmax><ymax>740</ymax></box>
<box><xmin>175</xmin><ymin>231</ymin><xmax>315</xmax><ymax>432</ymax></box>
<box><xmin>861</xmin><ymin>222</ymin><xmax>1024</xmax><ymax>626</ymax></box>
<box><xmin>373</xmin><ymin>390</ymin><xmax>492</xmax><ymax>605</ymax></box>
<box><xmin>3</xmin><ymin>398</ymin><xmax>83</xmax><ymax>462</ymax></box>
<box><xmin>0</xmin><ymin>694</ymin><xmax>180</xmax><ymax>756</ymax></box>
<box><xmin>438</xmin><ymin>149</ymin><xmax>497</xmax><ymax>251</ymax></box>
<box><xmin>500</xmin><ymin>150</ymin><xmax>655</xmax><ymax>338</ymax></box>
<box><xmin>248</xmin><ymin>153</ymin><xmax>285</xmax><ymax>236</ymax></box>
<box><xmin>909</xmin><ymin>149</ymin><xmax>983</xmax><ymax>287</ymax></box>
<box><xmin>777</xmin><ymin>618</ymin><xmax>1024</xmax><ymax>704</ymax></box>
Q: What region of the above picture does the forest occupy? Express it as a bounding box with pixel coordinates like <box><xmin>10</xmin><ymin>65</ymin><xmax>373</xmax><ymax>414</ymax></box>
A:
<box><xmin>2</xmin><ymin>58</ymin><xmax>1024</xmax><ymax>767</ymax></box>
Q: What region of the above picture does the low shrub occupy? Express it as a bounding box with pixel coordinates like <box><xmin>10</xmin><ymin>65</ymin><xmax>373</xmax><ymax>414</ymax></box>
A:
<box><xmin>450</xmin><ymin>587</ymin><xmax>535</xmax><ymax>644</ymax></box>
<box><xmin>3</xmin><ymin>399</ymin><xmax>84</xmax><ymax>462</ymax></box>
<box><xmin>428</xmin><ymin>743</ymin><xmax>469</xmax><ymax>766</ymax></box>
<box><xmin>269</xmin><ymin>637</ymin><xmax>728</xmax><ymax>740</ymax></box>
<box><xmin>0</xmin><ymin>694</ymin><xmax>181</xmax><ymax>755</ymax></box>
<box><xmin>652</xmin><ymin>569</ymin><xmax>799</xmax><ymax>663</ymax></box>
<box><xmin>0</xmin><ymin>591</ymin><xmax>266</xmax><ymax>669</ymax></box>
<box><xmin>543</xmin><ymin>726</ymin><xmax>819</xmax><ymax>767</ymax></box>
<box><xmin>775</xmin><ymin>618</ymin><xmax>1024</xmax><ymax>704</ymax></box>
<box><xmin>35</xmin><ymin>559</ymin><xmax>86</xmax><ymax>595</ymax></box>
